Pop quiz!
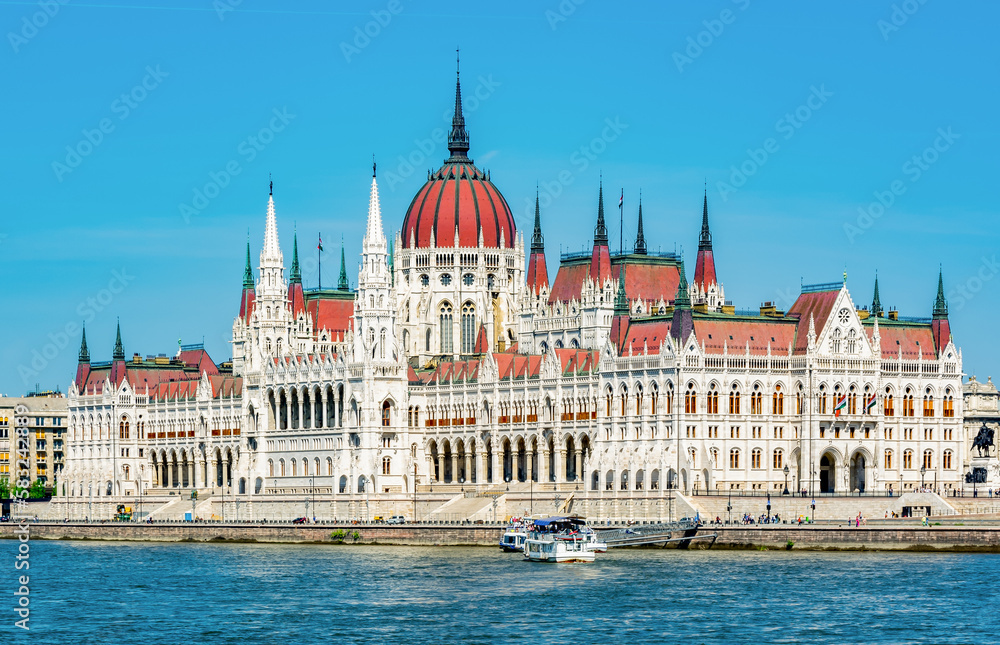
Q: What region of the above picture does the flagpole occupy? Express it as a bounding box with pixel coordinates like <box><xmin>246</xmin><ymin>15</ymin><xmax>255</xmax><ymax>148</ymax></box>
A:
<box><xmin>318</xmin><ymin>232</ymin><xmax>322</xmax><ymax>289</ymax></box>
<box><xmin>619</xmin><ymin>189</ymin><xmax>624</xmax><ymax>257</ymax></box>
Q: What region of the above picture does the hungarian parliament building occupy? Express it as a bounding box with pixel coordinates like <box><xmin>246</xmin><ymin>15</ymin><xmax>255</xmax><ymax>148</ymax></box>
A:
<box><xmin>57</xmin><ymin>70</ymin><xmax>966</xmax><ymax>515</ymax></box>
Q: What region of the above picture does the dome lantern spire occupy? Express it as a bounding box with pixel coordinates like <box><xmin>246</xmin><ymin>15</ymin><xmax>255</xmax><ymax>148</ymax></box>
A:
<box><xmin>634</xmin><ymin>190</ymin><xmax>647</xmax><ymax>255</ymax></box>
<box><xmin>446</xmin><ymin>48</ymin><xmax>471</xmax><ymax>162</ymax></box>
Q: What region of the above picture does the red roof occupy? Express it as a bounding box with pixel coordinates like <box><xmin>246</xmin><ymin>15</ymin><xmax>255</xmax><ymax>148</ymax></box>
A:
<box><xmin>400</xmin><ymin>162</ymin><xmax>516</xmax><ymax>249</ymax></box>
<box><xmin>306</xmin><ymin>296</ymin><xmax>354</xmax><ymax>338</ymax></box>
<box><xmin>549</xmin><ymin>257</ymin><xmax>681</xmax><ymax>306</ymax></box>
<box><xmin>238</xmin><ymin>287</ymin><xmax>255</xmax><ymax>324</ymax></box>
<box><xmin>787</xmin><ymin>288</ymin><xmax>840</xmax><ymax>353</ymax></box>
<box><xmin>693</xmin><ymin>317</ymin><xmax>797</xmax><ymax>355</ymax></box>
<box><xmin>863</xmin><ymin>321</ymin><xmax>937</xmax><ymax>360</ymax></box>
<box><xmin>526</xmin><ymin>250</ymin><xmax>548</xmax><ymax>294</ymax></box>
<box><xmin>288</xmin><ymin>282</ymin><xmax>306</xmax><ymax>318</ymax></box>
<box><xmin>77</xmin><ymin>348</ymin><xmax>220</xmax><ymax>395</ymax></box>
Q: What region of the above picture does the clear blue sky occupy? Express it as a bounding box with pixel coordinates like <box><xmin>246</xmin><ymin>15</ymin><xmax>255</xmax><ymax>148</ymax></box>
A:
<box><xmin>2</xmin><ymin>0</ymin><xmax>998</xmax><ymax>395</ymax></box>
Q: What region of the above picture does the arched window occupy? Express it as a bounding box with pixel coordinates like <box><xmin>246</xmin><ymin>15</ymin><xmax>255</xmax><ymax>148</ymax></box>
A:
<box><xmin>848</xmin><ymin>386</ymin><xmax>857</xmax><ymax>415</ymax></box>
<box><xmin>923</xmin><ymin>388</ymin><xmax>934</xmax><ymax>417</ymax></box>
<box><xmin>884</xmin><ymin>450</ymin><xmax>892</xmax><ymax>470</ymax></box>
<box><xmin>425</xmin><ymin>328</ymin><xmax>432</xmax><ymax>352</ymax></box>
<box><xmin>380</xmin><ymin>328</ymin><xmax>387</xmax><ymax>359</ymax></box>
<box><xmin>382</xmin><ymin>401</ymin><xmax>391</xmax><ymax>427</ymax></box>
<box><xmin>606</xmin><ymin>388</ymin><xmax>613</xmax><ymax>417</ymax></box>
<box><xmin>751</xmin><ymin>448</ymin><xmax>762</xmax><ymax>469</ymax></box>
<box><xmin>729</xmin><ymin>384</ymin><xmax>741</xmax><ymax>415</ymax></box>
<box><xmin>729</xmin><ymin>448</ymin><xmax>740</xmax><ymax>469</ymax></box>
<box><xmin>903</xmin><ymin>450</ymin><xmax>913</xmax><ymax>470</ymax></box>
<box><xmin>440</xmin><ymin>303</ymin><xmax>454</xmax><ymax>353</ymax></box>
<box><xmin>751</xmin><ymin>385</ymin><xmax>762</xmax><ymax>415</ymax></box>
<box><xmin>303</xmin><ymin>459</ymin><xmax>309</xmax><ymax>476</ymax></box>
<box><xmin>884</xmin><ymin>387</ymin><xmax>895</xmax><ymax>417</ymax></box>
<box><xmin>773</xmin><ymin>385</ymin><xmax>783</xmax><ymax>416</ymax></box>
<box><xmin>620</xmin><ymin>385</ymin><xmax>629</xmax><ymax>416</ymax></box>
<box><xmin>461</xmin><ymin>302</ymin><xmax>476</xmax><ymax>354</ymax></box>
<box><xmin>922</xmin><ymin>449</ymin><xmax>933</xmax><ymax>470</ymax></box>
<box><xmin>268</xmin><ymin>460</ymin><xmax>274</xmax><ymax>477</ymax></box>
<box><xmin>943</xmin><ymin>390</ymin><xmax>955</xmax><ymax>417</ymax></box>
<box><xmin>463</xmin><ymin>273</ymin><xmax>474</xmax><ymax>286</ymax></box>
<box><xmin>290</xmin><ymin>459</ymin><xmax>297</xmax><ymax>477</ymax></box>
<box><xmin>903</xmin><ymin>388</ymin><xmax>915</xmax><ymax>417</ymax></box>
<box><xmin>707</xmin><ymin>385</ymin><xmax>719</xmax><ymax>415</ymax></box>
<box><xmin>327</xmin><ymin>457</ymin><xmax>333</xmax><ymax>476</ymax></box>
<box><xmin>818</xmin><ymin>385</ymin><xmax>828</xmax><ymax>415</ymax></box>
<box><xmin>279</xmin><ymin>459</ymin><xmax>286</xmax><ymax>476</ymax></box>
<box><xmin>943</xmin><ymin>450</ymin><xmax>953</xmax><ymax>470</ymax></box>
<box><xmin>772</xmin><ymin>449</ymin><xmax>783</xmax><ymax>470</ymax></box>
<box><xmin>441</xmin><ymin>273</ymin><xmax>452</xmax><ymax>286</ymax></box>
<box><xmin>831</xmin><ymin>328</ymin><xmax>842</xmax><ymax>353</ymax></box>
<box><xmin>847</xmin><ymin>328</ymin><xmax>857</xmax><ymax>354</ymax></box>
<box><xmin>685</xmin><ymin>383</ymin><xmax>697</xmax><ymax>414</ymax></box>
<box><xmin>382</xmin><ymin>456</ymin><xmax>391</xmax><ymax>475</ymax></box>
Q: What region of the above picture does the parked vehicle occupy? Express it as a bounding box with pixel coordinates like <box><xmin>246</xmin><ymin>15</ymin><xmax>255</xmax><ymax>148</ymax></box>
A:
<box><xmin>387</xmin><ymin>515</ymin><xmax>406</xmax><ymax>524</ymax></box>
<box><xmin>291</xmin><ymin>517</ymin><xmax>308</xmax><ymax>524</ymax></box>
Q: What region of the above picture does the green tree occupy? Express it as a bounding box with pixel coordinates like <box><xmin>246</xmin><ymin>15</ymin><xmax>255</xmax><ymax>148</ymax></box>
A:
<box><xmin>28</xmin><ymin>479</ymin><xmax>47</xmax><ymax>499</ymax></box>
<box><xmin>0</xmin><ymin>478</ymin><xmax>10</xmax><ymax>499</ymax></box>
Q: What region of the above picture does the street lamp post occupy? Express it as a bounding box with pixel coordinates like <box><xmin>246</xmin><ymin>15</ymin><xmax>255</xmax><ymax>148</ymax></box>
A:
<box><xmin>782</xmin><ymin>465</ymin><xmax>790</xmax><ymax>496</ymax></box>
<box><xmin>529</xmin><ymin>477</ymin><xmax>533</xmax><ymax>516</ymax></box>
<box><xmin>726</xmin><ymin>487</ymin><xmax>732</xmax><ymax>525</ymax></box>
<box><xmin>412</xmin><ymin>462</ymin><xmax>417</xmax><ymax>524</ymax></box>
<box><xmin>920</xmin><ymin>465</ymin><xmax>926</xmax><ymax>491</ymax></box>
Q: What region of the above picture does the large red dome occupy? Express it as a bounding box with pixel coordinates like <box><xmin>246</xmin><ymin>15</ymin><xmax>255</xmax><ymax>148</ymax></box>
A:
<box><xmin>401</xmin><ymin>161</ymin><xmax>516</xmax><ymax>249</ymax></box>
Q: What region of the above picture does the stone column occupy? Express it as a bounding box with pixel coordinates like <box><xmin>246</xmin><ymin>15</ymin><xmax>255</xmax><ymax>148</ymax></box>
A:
<box><xmin>436</xmin><ymin>454</ymin><xmax>444</xmax><ymax>483</ymax></box>
<box><xmin>425</xmin><ymin>455</ymin><xmax>434</xmax><ymax>483</ymax></box>
<box><xmin>193</xmin><ymin>453</ymin><xmax>200</xmax><ymax>489</ymax></box>
<box><xmin>450</xmin><ymin>452</ymin><xmax>458</xmax><ymax>484</ymax></box>
<box><xmin>165</xmin><ymin>458</ymin><xmax>173</xmax><ymax>489</ymax></box>
<box><xmin>542</xmin><ymin>448</ymin><xmax>551</xmax><ymax>483</ymax></box>
<box><xmin>464</xmin><ymin>453</ymin><xmax>471</xmax><ymax>484</ymax></box>
<box><xmin>557</xmin><ymin>448</ymin><xmax>566</xmax><ymax>483</ymax></box>
<box><xmin>223</xmin><ymin>455</ymin><xmax>231</xmax><ymax>490</ymax></box>
<box><xmin>575</xmin><ymin>450</ymin><xmax>583</xmax><ymax>482</ymax></box>
<box><xmin>491</xmin><ymin>447</ymin><xmax>499</xmax><ymax>485</ymax></box>
<box><xmin>319</xmin><ymin>390</ymin><xmax>327</xmax><ymax>429</ymax></box>
<box><xmin>188</xmin><ymin>458</ymin><xmax>195</xmax><ymax>488</ymax></box>
<box><xmin>297</xmin><ymin>393</ymin><xmax>304</xmax><ymax>430</ymax></box>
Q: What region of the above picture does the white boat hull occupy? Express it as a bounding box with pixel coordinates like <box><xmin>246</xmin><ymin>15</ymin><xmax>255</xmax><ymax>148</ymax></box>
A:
<box><xmin>523</xmin><ymin>537</ymin><xmax>597</xmax><ymax>563</ymax></box>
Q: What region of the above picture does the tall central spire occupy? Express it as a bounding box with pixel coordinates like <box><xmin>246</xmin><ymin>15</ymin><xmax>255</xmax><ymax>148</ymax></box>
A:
<box><xmin>242</xmin><ymin>239</ymin><xmax>254</xmax><ymax>290</ymax></box>
<box><xmin>933</xmin><ymin>267</ymin><xmax>948</xmax><ymax>317</ymax></box>
<box><xmin>338</xmin><ymin>239</ymin><xmax>349</xmax><ymax>290</ymax></box>
<box><xmin>78</xmin><ymin>324</ymin><xmax>90</xmax><ymax>363</ymax></box>
<box><xmin>447</xmin><ymin>48</ymin><xmax>470</xmax><ymax>162</ymax></box>
<box><xmin>289</xmin><ymin>230</ymin><xmax>301</xmax><ymax>285</ymax></box>
<box><xmin>364</xmin><ymin>162</ymin><xmax>386</xmax><ymax>248</ymax></box>
<box><xmin>112</xmin><ymin>319</ymin><xmax>125</xmax><ymax>361</ymax></box>
<box><xmin>871</xmin><ymin>273</ymin><xmax>882</xmax><ymax>317</ymax></box>
<box><xmin>527</xmin><ymin>189</ymin><xmax>549</xmax><ymax>295</ymax></box>
<box><xmin>698</xmin><ymin>188</ymin><xmax>712</xmax><ymax>250</ymax></box>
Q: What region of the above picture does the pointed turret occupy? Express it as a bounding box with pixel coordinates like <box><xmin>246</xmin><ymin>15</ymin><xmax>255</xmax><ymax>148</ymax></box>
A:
<box><xmin>112</xmin><ymin>319</ymin><xmax>125</xmax><ymax>361</ymax></box>
<box><xmin>446</xmin><ymin>50</ymin><xmax>470</xmax><ymax>162</ymax></box>
<box><xmin>871</xmin><ymin>273</ymin><xmax>883</xmax><ymax>317</ymax></box>
<box><xmin>613</xmin><ymin>263</ymin><xmax>629</xmax><ymax>316</ymax></box>
<box><xmin>289</xmin><ymin>231</ymin><xmax>301</xmax><ymax>284</ymax></box>
<box><xmin>527</xmin><ymin>190</ymin><xmax>549</xmax><ymax>294</ymax></box>
<box><xmin>287</xmin><ymin>231</ymin><xmax>305</xmax><ymax>317</ymax></box>
<box><xmin>239</xmin><ymin>239</ymin><xmax>256</xmax><ymax>323</ymax></box>
<box><xmin>78</xmin><ymin>324</ymin><xmax>90</xmax><ymax>363</ymax></box>
<box><xmin>670</xmin><ymin>258</ymin><xmax>694</xmax><ymax>343</ymax></box>
<box><xmin>634</xmin><ymin>194</ymin><xmax>647</xmax><ymax>255</ymax></box>
<box><xmin>931</xmin><ymin>267</ymin><xmax>951</xmax><ymax>356</ymax></box>
<box><xmin>693</xmin><ymin>188</ymin><xmax>718</xmax><ymax>290</ymax></box>
<box><xmin>258</xmin><ymin>181</ymin><xmax>286</xmax><ymax>302</ymax></box>
<box><xmin>338</xmin><ymin>240</ymin><xmax>349</xmax><ymax>290</ymax></box>
<box><xmin>364</xmin><ymin>164</ymin><xmax>386</xmax><ymax>248</ymax></box>
<box><xmin>75</xmin><ymin>324</ymin><xmax>92</xmax><ymax>388</ymax></box>
<box><xmin>608</xmin><ymin>262</ymin><xmax>631</xmax><ymax>352</ymax></box>
<box><xmin>589</xmin><ymin>180</ymin><xmax>613</xmax><ymax>285</ymax></box>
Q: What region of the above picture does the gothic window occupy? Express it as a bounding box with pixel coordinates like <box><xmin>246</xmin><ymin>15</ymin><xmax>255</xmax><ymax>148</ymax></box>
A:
<box><xmin>463</xmin><ymin>273</ymin><xmax>474</xmax><ymax>286</ymax></box>
<box><xmin>729</xmin><ymin>384</ymin><xmax>740</xmax><ymax>415</ymax></box>
<box><xmin>751</xmin><ymin>385</ymin><xmax>762</xmax><ymax>415</ymax></box>
<box><xmin>380</xmin><ymin>328</ymin><xmax>387</xmax><ymax>359</ymax></box>
<box><xmin>884</xmin><ymin>450</ymin><xmax>892</xmax><ymax>469</ymax></box>
<box><xmin>439</xmin><ymin>303</ymin><xmax>453</xmax><ymax>353</ymax></box>
<box><xmin>772</xmin><ymin>449</ymin><xmax>783</xmax><ymax>470</ymax></box>
<box><xmin>461</xmin><ymin>302</ymin><xmax>476</xmax><ymax>354</ymax></box>
<box><xmin>707</xmin><ymin>385</ymin><xmax>719</xmax><ymax>415</ymax></box>
<box><xmin>904</xmin><ymin>388</ymin><xmax>915</xmax><ymax>417</ymax></box>
<box><xmin>848</xmin><ymin>386</ymin><xmax>857</xmax><ymax>415</ymax></box>
<box><xmin>729</xmin><ymin>448</ymin><xmax>740</xmax><ymax>469</ymax></box>
<box><xmin>922</xmin><ymin>449</ymin><xmax>933</xmax><ymax>470</ymax></box>
<box><xmin>943</xmin><ymin>450</ymin><xmax>953</xmax><ymax>470</ymax></box>
<box><xmin>441</xmin><ymin>273</ymin><xmax>452</xmax><ymax>286</ymax></box>
<box><xmin>382</xmin><ymin>401</ymin><xmax>391</xmax><ymax>427</ymax></box>
<box><xmin>903</xmin><ymin>450</ymin><xmax>913</xmax><ymax>470</ymax></box>
<box><xmin>831</xmin><ymin>328</ymin><xmax>841</xmax><ymax>354</ymax></box>
<box><xmin>420</xmin><ymin>274</ymin><xmax>429</xmax><ymax>287</ymax></box>
<box><xmin>425</xmin><ymin>328</ymin><xmax>432</xmax><ymax>352</ymax></box>
<box><xmin>847</xmin><ymin>328</ymin><xmax>857</xmax><ymax>354</ymax></box>
<box><xmin>818</xmin><ymin>385</ymin><xmax>828</xmax><ymax>415</ymax></box>
<box><xmin>751</xmin><ymin>449</ymin><xmax>762</xmax><ymax>469</ymax></box>
<box><xmin>268</xmin><ymin>460</ymin><xmax>274</xmax><ymax>477</ymax></box>
<box><xmin>382</xmin><ymin>457</ymin><xmax>391</xmax><ymax>475</ymax></box>
<box><xmin>684</xmin><ymin>383</ymin><xmax>697</xmax><ymax>414</ymax></box>
<box><xmin>923</xmin><ymin>388</ymin><xmax>934</xmax><ymax>417</ymax></box>
<box><xmin>773</xmin><ymin>385</ymin><xmax>783</xmax><ymax>415</ymax></box>
<box><xmin>487</xmin><ymin>274</ymin><xmax>496</xmax><ymax>290</ymax></box>
<box><xmin>884</xmin><ymin>387</ymin><xmax>894</xmax><ymax>416</ymax></box>
<box><xmin>943</xmin><ymin>390</ymin><xmax>954</xmax><ymax>417</ymax></box>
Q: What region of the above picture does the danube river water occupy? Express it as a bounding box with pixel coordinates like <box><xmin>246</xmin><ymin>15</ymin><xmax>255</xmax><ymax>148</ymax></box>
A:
<box><xmin>10</xmin><ymin>541</ymin><xmax>998</xmax><ymax>644</ymax></box>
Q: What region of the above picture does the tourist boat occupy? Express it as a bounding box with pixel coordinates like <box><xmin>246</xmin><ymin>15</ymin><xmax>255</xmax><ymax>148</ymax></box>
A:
<box><xmin>523</xmin><ymin>516</ymin><xmax>602</xmax><ymax>563</ymax></box>
<box><xmin>498</xmin><ymin>527</ymin><xmax>528</xmax><ymax>552</ymax></box>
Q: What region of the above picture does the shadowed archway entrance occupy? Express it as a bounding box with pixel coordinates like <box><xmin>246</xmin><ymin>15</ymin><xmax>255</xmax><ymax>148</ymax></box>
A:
<box><xmin>819</xmin><ymin>453</ymin><xmax>836</xmax><ymax>493</ymax></box>
<box><xmin>850</xmin><ymin>453</ymin><xmax>866</xmax><ymax>493</ymax></box>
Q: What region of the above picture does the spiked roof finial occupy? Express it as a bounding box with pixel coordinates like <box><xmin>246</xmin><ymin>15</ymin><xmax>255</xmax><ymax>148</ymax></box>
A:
<box><xmin>112</xmin><ymin>319</ymin><xmax>125</xmax><ymax>361</ymax></box>
<box><xmin>634</xmin><ymin>190</ymin><xmax>647</xmax><ymax>255</ymax></box>
<box><xmin>594</xmin><ymin>178</ymin><xmax>608</xmax><ymax>246</ymax></box>
<box><xmin>675</xmin><ymin>258</ymin><xmax>691</xmax><ymax>308</ymax></box>
<box><xmin>242</xmin><ymin>238</ymin><xmax>254</xmax><ymax>290</ymax></box>
<box><xmin>933</xmin><ymin>265</ymin><xmax>948</xmax><ymax>317</ymax></box>
<box><xmin>531</xmin><ymin>187</ymin><xmax>544</xmax><ymax>254</ymax></box>
<box><xmin>289</xmin><ymin>229</ymin><xmax>301</xmax><ymax>285</ymax></box>
<box><xmin>699</xmin><ymin>186</ymin><xmax>712</xmax><ymax>251</ymax></box>
<box><xmin>79</xmin><ymin>323</ymin><xmax>90</xmax><ymax>363</ymax></box>
<box><xmin>871</xmin><ymin>272</ymin><xmax>882</xmax><ymax>317</ymax></box>
<box><xmin>338</xmin><ymin>237</ymin><xmax>349</xmax><ymax>290</ymax></box>
<box><xmin>614</xmin><ymin>263</ymin><xmax>629</xmax><ymax>316</ymax></box>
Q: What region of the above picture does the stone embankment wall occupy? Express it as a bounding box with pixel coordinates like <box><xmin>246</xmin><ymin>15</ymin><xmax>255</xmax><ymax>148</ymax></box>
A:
<box><xmin>3</xmin><ymin>523</ymin><xmax>1000</xmax><ymax>551</ymax></box>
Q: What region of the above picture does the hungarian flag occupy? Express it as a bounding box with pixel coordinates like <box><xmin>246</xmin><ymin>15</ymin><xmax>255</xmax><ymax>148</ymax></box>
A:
<box><xmin>865</xmin><ymin>393</ymin><xmax>878</xmax><ymax>414</ymax></box>
<box><xmin>834</xmin><ymin>394</ymin><xmax>847</xmax><ymax>417</ymax></box>
<box><xmin>317</xmin><ymin>234</ymin><xmax>323</xmax><ymax>252</ymax></box>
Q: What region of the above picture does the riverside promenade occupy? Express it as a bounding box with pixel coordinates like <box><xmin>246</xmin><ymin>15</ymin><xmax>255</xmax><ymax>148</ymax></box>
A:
<box><xmin>4</xmin><ymin>520</ymin><xmax>1000</xmax><ymax>551</ymax></box>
